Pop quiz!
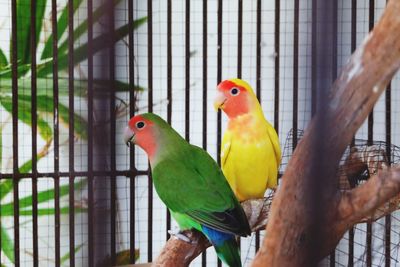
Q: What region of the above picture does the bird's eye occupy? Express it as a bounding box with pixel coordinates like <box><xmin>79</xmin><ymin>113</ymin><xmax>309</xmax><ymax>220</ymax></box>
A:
<box><xmin>136</xmin><ymin>121</ymin><xmax>145</xmax><ymax>129</ymax></box>
<box><xmin>230</xmin><ymin>87</ymin><xmax>239</xmax><ymax>96</ymax></box>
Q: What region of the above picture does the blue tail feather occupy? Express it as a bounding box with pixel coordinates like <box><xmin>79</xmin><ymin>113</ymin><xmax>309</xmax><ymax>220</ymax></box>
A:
<box><xmin>202</xmin><ymin>225</ymin><xmax>242</xmax><ymax>267</ymax></box>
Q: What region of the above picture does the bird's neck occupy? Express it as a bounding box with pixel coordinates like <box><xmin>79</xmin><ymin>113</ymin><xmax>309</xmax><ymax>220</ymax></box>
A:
<box><xmin>148</xmin><ymin>132</ymin><xmax>189</xmax><ymax>167</ymax></box>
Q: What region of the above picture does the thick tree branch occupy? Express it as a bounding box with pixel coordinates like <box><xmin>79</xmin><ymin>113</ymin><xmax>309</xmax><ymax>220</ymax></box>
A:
<box><xmin>252</xmin><ymin>1</ymin><xmax>400</xmax><ymax>266</ymax></box>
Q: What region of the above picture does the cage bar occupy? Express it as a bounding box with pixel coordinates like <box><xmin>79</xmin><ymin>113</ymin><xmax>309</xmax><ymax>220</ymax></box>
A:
<box><xmin>51</xmin><ymin>0</ymin><xmax>61</xmax><ymax>265</ymax></box>
<box><xmin>166</xmin><ymin>0</ymin><xmax>172</xmax><ymax>242</ymax></box>
<box><xmin>30</xmin><ymin>1</ymin><xmax>39</xmax><ymax>266</ymax></box>
<box><xmin>311</xmin><ymin>0</ymin><xmax>317</xmax><ymax>116</ymax></box>
<box><xmin>109</xmin><ymin>0</ymin><xmax>117</xmax><ymax>264</ymax></box>
<box><xmin>128</xmin><ymin>0</ymin><xmax>136</xmax><ymax>263</ymax></box>
<box><xmin>67</xmin><ymin>0</ymin><xmax>76</xmax><ymax>264</ymax></box>
<box><xmin>348</xmin><ymin>1</ymin><xmax>357</xmax><ymax>265</ymax></box>
<box><xmin>293</xmin><ymin>0</ymin><xmax>299</xmax><ymax>151</ymax></box>
<box><xmin>331</xmin><ymin>2</ymin><xmax>338</xmax><ymax>266</ymax></box>
<box><xmin>255</xmin><ymin>0</ymin><xmax>262</xmax><ymax>252</ymax></box>
<box><xmin>274</xmin><ymin>0</ymin><xmax>280</xmax><ymax>131</ymax></box>
<box><xmin>202</xmin><ymin>0</ymin><xmax>208</xmax><ymax>264</ymax></box>
<box><xmin>11</xmin><ymin>0</ymin><xmax>20</xmax><ymax>264</ymax></box>
<box><xmin>87</xmin><ymin>0</ymin><xmax>94</xmax><ymax>265</ymax></box>
<box><xmin>237</xmin><ymin>0</ymin><xmax>242</xmax><ymax>79</ymax></box>
<box><xmin>366</xmin><ymin>1</ymin><xmax>375</xmax><ymax>266</ymax></box>
<box><xmin>217</xmin><ymin>0</ymin><xmax>223</xmax><ymax>266</ymax></box>
<box><xmin>147</xmin><ymin>0</ymin><xmax>154</xmax><ymax>261</ymax></box>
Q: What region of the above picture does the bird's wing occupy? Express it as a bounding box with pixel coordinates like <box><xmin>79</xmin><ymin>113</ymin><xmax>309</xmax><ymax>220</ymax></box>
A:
<box><xmin>221</xmin><ymin>130</ymin><xmax>232</xmax><ymax>169</ymax></box>
<box><xmin>266</xmin><ymin>122</ymin><xmax>282</xmax><ymax>167</ymax></box>
<box><xmin>152</xmin><ymin>147</ymin><xmax>250</xmax><ymax>236</ymax></box>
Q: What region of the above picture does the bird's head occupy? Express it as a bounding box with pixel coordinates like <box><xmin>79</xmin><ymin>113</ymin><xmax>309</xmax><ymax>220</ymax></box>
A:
<box><xmin>214</xmin><ymin>78</ymin><xmax>257</xmax><ymax>119</ymax></box>
<box><xmin>124</xmin><ymin>113</ymin><xmax>160</xmax><ymax>158</ymax></box>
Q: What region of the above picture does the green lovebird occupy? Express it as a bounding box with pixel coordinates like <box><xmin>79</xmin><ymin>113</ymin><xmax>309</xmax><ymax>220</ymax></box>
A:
<box><xmin>124</xmin><ymin>113</ymin><xmax>251</xmax><ymax>267</ymax></box>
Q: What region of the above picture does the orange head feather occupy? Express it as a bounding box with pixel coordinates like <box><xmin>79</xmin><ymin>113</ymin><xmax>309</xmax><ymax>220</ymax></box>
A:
<box><xmin>214</xmin><ymin>78</ymin><xmax>258</xmax><ymax>119</ymax></box>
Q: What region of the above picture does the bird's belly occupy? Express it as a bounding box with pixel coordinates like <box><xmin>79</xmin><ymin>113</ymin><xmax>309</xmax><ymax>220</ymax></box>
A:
<box><xmin>170</xmin><ymin>210</ymin><xmax>202</xmax><ymax>232</ymax></box>
<box><xmin>223</xmin><ymin>138</ymin><xmax>277</xmax><ymax>201</ymax></box>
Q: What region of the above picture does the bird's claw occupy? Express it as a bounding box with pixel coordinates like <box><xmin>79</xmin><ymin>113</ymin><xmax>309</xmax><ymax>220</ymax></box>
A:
<box><xmin>168</xmin><ymin>229</ymin><xmax>191</xmax><ymax>243</ymax></box>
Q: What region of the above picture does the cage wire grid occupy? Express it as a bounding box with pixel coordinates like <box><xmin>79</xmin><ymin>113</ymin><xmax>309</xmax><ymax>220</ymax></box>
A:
<box><xmin>0</xmin><ymin>0</ymin><xmax>400</xmax><ymax>267</ymax></box>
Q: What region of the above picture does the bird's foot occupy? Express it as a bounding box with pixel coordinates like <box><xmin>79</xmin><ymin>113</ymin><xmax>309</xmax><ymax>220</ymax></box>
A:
<box><xmin>168</xmin><ymin>229</ymin><xmax>192</xmax><ymax>243</ymax></box>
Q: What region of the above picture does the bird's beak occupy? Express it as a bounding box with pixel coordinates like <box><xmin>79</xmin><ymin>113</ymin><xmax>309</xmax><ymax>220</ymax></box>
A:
<box><xmin>213</xmin><ymin>90</ymin><xmax>226</xmax><ymax>111</ymax></box>
<box><xmin>124</xmin><ymin>127</ymin><xmax>135</xmax><ymax>147</ymax></box>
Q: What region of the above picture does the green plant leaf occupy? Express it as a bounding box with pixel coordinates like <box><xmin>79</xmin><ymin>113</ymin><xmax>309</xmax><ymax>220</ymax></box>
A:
<box><xmin>0</xmin><ymin>77</ymin><xmax>144</xmax><ymax>97</ymax></box>
<box><xmin>0</xmin><ymin>63</ymin><xmax>31</xmax><ymax>78</ymax></box>
<box><xmin>32</xmin><ymin>94</ymin><xmax>88</xmax><ymax>140</ymax></box>
<box><xmin>0</xmin><ymin>121</ymin><xmax>2</xmax><ymax>167</ymax></box>
<box><xmin>41</xmin><ymin>0</ymin><xmax>84</xmax><ymax>60</ymax></box>
<box><xmin>60</xmin><ymin>243</ymin><xmax>84</xmax><ymax>265</ymax></box>
<box><xmin>37</xmin><ymin>16</ymin><xmax>148</xmax><ymax>77</ymax></box>
<box><xmin>1</xmin><ymin>225</ymin><xmax>15</xmax><ymax>263</ymax></box>
<box><xmin>0</xmin><ymin>153</ymin><xmax>40</xmax><ymax>201</ymax></box>
<box><xmin>0</xmin><ymin>180</ymin><xmax>13</xmax><ymax>201</ymax></box>
<box><xmin>0</xmin><ymin>179</ymin><xmax>87</xmax><ymax>214</ymax></box>
<box><xmin>13</xmin><ymin>0</ymin><xmax>47</xmax><ymax>73</ymax></box>
<box><xmin>0</xmin><ymin>95</ymin><xmax>52</xmax><ymax>141</ymax></box>
<box><xmin>0</xmin><ymin>48</ymin><xmax>8</xmax><ymax>69</ymax></box>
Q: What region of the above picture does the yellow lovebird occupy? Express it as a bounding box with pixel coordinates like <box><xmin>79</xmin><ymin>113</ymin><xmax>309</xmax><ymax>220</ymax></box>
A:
<box><xmin>214</xmin><ymin>78</ymin><xmax>281</xmax><ymax>201</ymax></box>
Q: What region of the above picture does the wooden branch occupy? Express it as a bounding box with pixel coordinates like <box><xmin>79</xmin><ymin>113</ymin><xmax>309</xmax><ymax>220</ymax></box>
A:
<box><xmin>152</xmin><ymin>230</ymin><xmax>210</xmax><ymax>267</ymax></box>
<box><xmin>338</xmin><ymin>166</ymin><xmax>400</xmax><ymax>227</ymax></box>
<box><xmin>153</xmin><ymin>197</ymin><xmax>272</xmax><ymax>267</ymax></box>
<box><xmin>252</xmin><ymin>1</ymin><xmax>400</xmax><ymax>266</ymax></box>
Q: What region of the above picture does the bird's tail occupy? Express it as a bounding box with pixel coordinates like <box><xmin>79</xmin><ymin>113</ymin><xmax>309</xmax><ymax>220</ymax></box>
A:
<box><xmin>202</xmin><ymin>225</ymin><xmax>242</xmax><ymax>267</ymax></box>
<box><xmin>214</xmin><ymin>237</ymin><xmax>242</xmax><ymax>267</ymax></box>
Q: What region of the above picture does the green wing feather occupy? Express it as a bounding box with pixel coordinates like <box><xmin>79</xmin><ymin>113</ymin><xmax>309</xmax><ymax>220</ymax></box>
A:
<box><xmin>152</xmin><ymin>145</ymin><xmax>250</xmax><ymax>236</ymax></box>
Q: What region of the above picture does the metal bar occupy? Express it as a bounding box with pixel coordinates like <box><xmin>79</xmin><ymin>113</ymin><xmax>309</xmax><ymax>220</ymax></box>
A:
<box><xmin>201</xmin><ymin>0</ymin><xmax>208</xmax><ymax>264</ymax></box>
<box><xmin>51</xmin><ymin>0</ymin><xmax>60</xmax><ymax>265</ymax></box>
<box><xmin>384</xmin><ymin>5</ymin><xmax>391</xmax><ymax>267</ymax></box>
<box><xmin>30</xmin><ymin>1</ymin><xmax>39</xmax><ymax>266</ymax></box>
<box><xmin>366</xmin><ymin>1</ymin><xmax>374</xmax><ymax>266</ymax></box>
<box><xmin>367</xmin><ymin>0</ymin><xmax>374</xmax><ymax>146</ymax></box>
<box><xmin>236</xmin><ymin>0</ymin><xmax>243</xmax><ymax>252</ymax></box>
<box><xmin>385</xmin><ymin>80</ymin><xmax>391</xmax><ymax>267</ymax></box>
<box><xmin>147</xmin><ymin>0</ymin><xmax>153</xmax><ymax>261</ymax></box>
<box><xmin>274</xmin><ymin>0</ymin><xmax>280</xmax><ymax>131</ymax></box>
<box><xmin>68</xmin><ymin>0</ymin><xmax>75</xmax><ymax>267</ymax></box>
<box><xmin>185</xmin><ymin>0</ymin><xmax>190</xmax><ymax>142</ymax></box>
<box><xmin>0</xmin><ymin>170</ymin><xmax>149</xmax><ymax>179</ymax></box>
<box><xmin>217</xmin><ymin>1</ymin><xmax>223</xmax><ymax>265</ymax></box>
<box><xmin>128</xmin><ymin>0</ymin><xmax>136</xmax><ymax>263</ymax></box>
<box><xmin>87</xmin><ymin>0</ymin><xmax>94</xmax><ymax>264</ymax></box>
<box><xmin>216</xmin><ymin>0</ymin><xmax>223</xmax><ymax>166</ymax></box>
<box><xmin>1</xmin><ymin>170</ymin><xmax>149</xmax><ymax>179</ymax></box>
<box><xmin>68</xmin><ymin>0</ymin><xmax>75</xmax><ymax>265</ymax></box>
<box><xmin>255</xmin><ymin>0</ymin><xmax>261</xmax><ymax>252</ymax></box>
<box><xmin>293</xmin><ymin>0</ymin><xmax>299</xmax><ymax>150</ymax></box>
<box><xmin>166</xmin><ymin>0</ymin><xmax>172</xmax><ymax>242</ymax></box>
<box><xmin>237</xmin><ymin>0</ymin><xmax>242</xmax><ymax>78</ymax></box>
<box><xmin>108</xmin><ymin>0</ymin><xmax>117</xmax><ymax>264</ymax></box>
<box><xmin>348</xmin><ymin>1</ymin><xmax>357</xmax><ymax>264</ymax></box>
<box><xmin>311</xmin><ymin>0</ymin><xmax>317</xmax><ymax>116</ymax></box>
<box><xmin>11</xmin><ymin>0</ymin><xmax>19</xmax><ymax>265</ymax></box>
